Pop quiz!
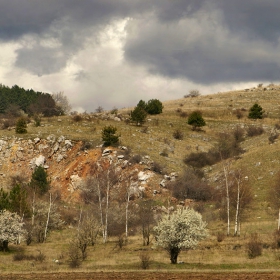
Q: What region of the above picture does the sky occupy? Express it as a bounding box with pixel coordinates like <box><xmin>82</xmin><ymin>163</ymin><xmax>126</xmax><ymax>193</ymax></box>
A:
<box><xmin>1</xmin><ymin>0</ymin><xmax>280</xmax><ymax>112</ymax></box>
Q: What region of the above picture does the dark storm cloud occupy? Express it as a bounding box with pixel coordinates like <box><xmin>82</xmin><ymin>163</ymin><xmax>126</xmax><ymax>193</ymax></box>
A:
<box><xmin>2</xmin><ymin>0</ymin><xmax>280</xmax><ymax>84</ymax></box>
<box><xmin>217</xmin><ymin>1</ymin><xmax>280</xmax><ymax>42</ymax></box>
<box><xmin>124</xmin><ymin>0</ymin><xmax>280</xmax><ymax>84</ymax></box>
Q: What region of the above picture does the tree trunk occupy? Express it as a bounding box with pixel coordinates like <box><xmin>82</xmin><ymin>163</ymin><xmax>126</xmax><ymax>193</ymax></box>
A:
<box><xmin>170</xmin><ymin>247</ymin><xmax>180</xmax><ymax>264</ymax></box>
<box><xmin>104</xmin><ymin>171</ymin><xmax>110</xmax><ymax>243</ymax></box>
<box><xmin>31</xmin><ymin>190</ymin><xmax>36</xmax><ymax>226</ymax></box>
<box><xmin>223</xmin><ymin>162</ymin><xmax>231</xmax><ymax>236</ymax></box>
<box><xmin>278</xmin><ymin>208</ymin><xmax>280</xmax><ymax>231</ymax></box>
<box><xmin>2</xmin><ymin>240</ymin><xmax>9</xmax><ymax>252</ymax></box>
<box><xmin>234</xmin><ymin>177</ymin><xmax>240</xmax><ymax>236</ymax></box>
<box><xmin>44</xmin><ymin>192</ymin><xmax>52</xmax><ymax>242</ymax></box>
<box><xmin>125</xmin><ymin>190</ymin><xmax>130</xmax><ymax>238</ymax></box>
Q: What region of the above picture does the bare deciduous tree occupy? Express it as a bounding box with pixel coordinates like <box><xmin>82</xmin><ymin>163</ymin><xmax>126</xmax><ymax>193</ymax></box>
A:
<box><xmin>82</xmin><ymin>162</ymin><xmax>119</xmax><ymax>243</ymax></box>
<box><xmin>52</xmin><ymin>91</ymin><xmax>72</xmax><ymax>115</ymax></box>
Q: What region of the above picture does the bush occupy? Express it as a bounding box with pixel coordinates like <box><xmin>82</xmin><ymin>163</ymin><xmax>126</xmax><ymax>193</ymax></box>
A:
<box><xmin>234</xmin><ymin>109</ymin><xmax>244</xmax><ymax>119</ymax></box>
<box><xmin>217</xmin><ymin>232</ymin><xmax>225</xmax><ymax>242</ymax></box>
<box><xmin>272</xmin><ymin>230</ymin><xmax>280</xmax><ymax>249</ymax></box>
<box><xmin>268</xmin><ymin>133</ymin><xmax>278</xmax><ymax>144</ymax></box>
<box><xmin>248</xmin><ymin>103</ymin><xmax>264</xmax><ymax>119</ymax></box>
<box><xmin>151</xmin><ymin>161</ymin><xmax>164</xmax><ymax>174</ymax></box>
<box><xmin>2</xmin><ymin>118</ymin><xmax>16</xmax><ymax>129</ymax></box>
<box><xmin>101</xmin><ymin>125</ymin><xmax>119</xmax><ymax>146</ymax></box>
<box><xmin>72</xmin><ymin>114</ymin><xmax>83</xmax><ymax>122</ymax></box>
<box><xmin>246</xmin><ymin>125</ymin><xmax>264</xmax><ymax>137</ymax></box>
<box><xmin>179</xmin><ymin>111</ymin><xmax>188</xmax><ymax>118</ymax></box>
<box><xmin>168</xmin><ymin>168</ymin><xmax>212</xmax><ymax>201</ymax></box>
<box><xmin>184</xmin><ymin>132</ymin><xmax>244</xmax><ymax>168</ymax></box>
<box><xmin>247</xmin><ymin>233</ymin><xmax>262</xmax><ymax>258</ymax></box>
<box><xmin>183</xmin><ymin>152</ymin><xmax>213</xmax><ymax>168</ymax></box>
<box><xmin>233</xmin><ymin>126</ymin><xmax>245</xmax><ymax>143</ymax></box>
<box><xmin>184</xmin><ymin>89</ymin><xmax>200</xmax><ymax>98</ymax></box>
<box><xmin>173</xmin><ymin>129</ymin><xmax>184</xmax><ymax>140</ymax></box>
<box><xmin>13</xmin><ymin>250</ymin><xmax>46</xmax><ymax>262</ymax></box>
<box><xmin>129</xmin><ymin>154</ymin><xmax>142</xmax><ymax>164</ymax></box>
<box><xmin>145</xmin><ymin>99</ymin><xmax>163</xmax><ymax>115</ymax></box>
<box><xmin>187</xmin><ymin>111</ymin><xmax>206</xmax><ymax>131</ymax></box>
<box><xmin>130</xmin><ymin>106</ymin><xmax>147</xmax><ymax>125</ymax></box>
<box><xmin>160</xmin><ymin>149</ymin><xmax>169</xmax><ymax>157</ymax></box>
<box><xmin>139</xmin><ymin>251</ymin><xmax>151</xmax><ymax>269</ymax></box>
<box><xmin>15</xmin><ymin>117</ymin><xmax>27</xmax><ymax>134</ymax></box>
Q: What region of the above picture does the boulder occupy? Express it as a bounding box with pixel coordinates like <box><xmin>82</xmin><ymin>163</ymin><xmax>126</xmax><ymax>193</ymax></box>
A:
<box><xmin>30</xmin><ymin>155</ymin><xmax>46</xmax><ymax>168</ymax></box>
<box><xmin>138</xmin><ymin>171</ymin><xmax>151</xmax><ymax>181</ymax></box>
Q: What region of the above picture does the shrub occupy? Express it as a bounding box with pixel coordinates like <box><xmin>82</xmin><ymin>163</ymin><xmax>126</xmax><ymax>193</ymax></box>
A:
<box><xmin>15</xmin><ymin>117</ymin><xmax>27</xmax><ymax>134</ymax></box>
<box><xmin>246</xmin><ymin>125</ymin><xmax>264</xmax><ymax>137</ymax></box>
<box><xmin>248</xmin><ymin>103</ymin><xmax>264</xmax><ymax>119</ymax></box>
<box><xmin>145</xmin><ymin>99</ymin><xmax>163</xmax><ymax>115</ymax></box>
<box><xmin>110</xmin><ymin>107</ymin><xmax>118</xmax><ymax>114</ymax></box>
<box><xmin>233</xmin><ymin>126</ymin><xmax>245</xmax><ymax>143</ymax></box>
<box><xmin>268</xmin><ymin>133</ymin><xmax>279</xmax><ymax>144</ymax></box>
<box><xmin>130</xmin><ymin>106</ymin><xmax>147</xmax><ymax>125</ymax></box>
<box><xmin>139</xmin><ymin>251</ymin><xmax>151</xmax><ymax>269</ymax></box>
<box><xmin>272</xmin><ymin>230</ymin><xmax>280</xmax><ymax>249</ymax></box>
<box><xmin>184</xmin><ymin>89</ymin><xmax>200</xmax><ymax>98</ymax></box>
<box><xmin>13</xmin><ymin>250</ymin><xmax>46</xmax><ymax>262</ymax></box>
<box><xmin>168</xmin><ymin>168</ymin><xmax>212</xmax><ymax>201</ymax></box>
<box><xmin>234</xmin><ymin>109</ymin><xmax>244</xmax><ymax>119</ymax></box>
<box><xmin>183</xmin><ymin>152</ymin><xmax>214</xmax><ymax>168</ymax></box>
<box><xmin>95</xmin><ymin>106</ymin><xmax>104</xmax><ymax>113</ymax></box>
<box><xmin>101</xmin><ymin>125</ymin><xmax>119</xmax><ymax>147</ymax></box>
<box><xmin>151</xmin><ymin>161</ymin><xmax>164</xmax><ymax>174</ymax></box>
<box><xmin>129</xmin><ymin>154</ymin><xmax>142</xmax><ymax>164</ymax></box>
<box><xmin>80</xmin><ymin>141</ymin><xmax>93</xmax><ymax>151</ymax></box>
<box><xmin>247</xmin><ymin>233</ymin><xmax>262</xmax><ymax>258</ymax></box>
<box><xmin>187</xmin><ymin>111</ymin><xmax>206</xmax><ymax>131</ymax></box>
<box><xmin>160</xmin><ymin>149</ymin><xmax>168</xmax><ymax>157</ymax></box>
<box><xmin>141</xmin><ymin>126</ymin><xmax>149</xmax><ymax>133</ymax></box>
<box><xmin>33</xmin><ymin>115</ymin><xmax>41</xmax><ymax>127</ymax></box>
<box><xmin>72</xmin><ymin>114</ymin><xmax>82</xmax><ymax>122</ymax></box>
<box><xmin>179</xmin><ymin>111</ymin><xmax>188</xmax><ymax>118</ymax></box>
<box><xmin>184</xmin><ymin>132</ymin><xmax>244</xmax><ymax>168</ymax></box>
<box><xmin>173</xmin><ymin>129</ymin><xmax>184</xmax><ymax>140</ymax></box>
<box><xmin>217</xmin><ymin>232</ymin><xmax>225</xmax><ymax>242</ymax></box>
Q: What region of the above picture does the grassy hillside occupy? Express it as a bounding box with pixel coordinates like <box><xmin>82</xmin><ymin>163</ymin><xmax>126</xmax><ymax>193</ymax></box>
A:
<box><xmin>1</xmin><ymin>84</ymin><xmax>280</xmax><ymax>272</ymax></box>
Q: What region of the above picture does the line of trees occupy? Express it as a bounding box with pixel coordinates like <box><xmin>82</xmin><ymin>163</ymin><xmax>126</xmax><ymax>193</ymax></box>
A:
<box><xmin>0</xmin><ymin>84</ymin><xmax>70</xmax><ymax>117</ymax></box>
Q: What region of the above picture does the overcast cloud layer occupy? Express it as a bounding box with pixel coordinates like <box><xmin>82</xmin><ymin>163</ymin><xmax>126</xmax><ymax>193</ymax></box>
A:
<box><xmin>1</xmin><ymin>0</ymin><xmax>280</xmax><ymax>111</ymax></box>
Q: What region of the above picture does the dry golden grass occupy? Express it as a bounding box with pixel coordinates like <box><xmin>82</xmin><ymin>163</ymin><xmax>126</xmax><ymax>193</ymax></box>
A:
<box><xmin>2</xmin><ymin>86</ymin><xmax>280</xmax><ymax>272</ymax></box>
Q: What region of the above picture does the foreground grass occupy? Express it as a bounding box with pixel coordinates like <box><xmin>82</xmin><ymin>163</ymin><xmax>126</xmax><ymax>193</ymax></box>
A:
<box><xmin>1</xmin><ymin>221</ymin><xmax>280</xmax><ymax>273</ymax></box>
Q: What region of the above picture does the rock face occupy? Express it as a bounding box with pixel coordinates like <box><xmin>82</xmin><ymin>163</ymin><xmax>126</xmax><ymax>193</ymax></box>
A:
<box><xmin>0</xmin><ymin>135</ymin><xmax>164</xmax><ymax>203</ymax></box>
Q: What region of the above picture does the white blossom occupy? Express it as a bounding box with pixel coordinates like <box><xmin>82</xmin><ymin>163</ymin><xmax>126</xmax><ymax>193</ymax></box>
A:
<box><xmin>154</xmin><ymin>208</ymin><xmax>208</xmax><ymax>263</ymax></box>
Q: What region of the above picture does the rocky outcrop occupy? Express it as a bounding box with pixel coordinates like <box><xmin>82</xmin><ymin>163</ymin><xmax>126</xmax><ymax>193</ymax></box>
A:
<box><xmin>0</xmin><ymin>136</ymin><xmax>167</xmax><ymax>203</ymax></box>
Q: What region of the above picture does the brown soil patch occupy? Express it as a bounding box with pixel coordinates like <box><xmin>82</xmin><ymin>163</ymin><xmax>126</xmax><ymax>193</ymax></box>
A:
<box><xmin>1</xmin><ymin>271</ymin><xmax>280</xmax><ymax>280</ymax></box>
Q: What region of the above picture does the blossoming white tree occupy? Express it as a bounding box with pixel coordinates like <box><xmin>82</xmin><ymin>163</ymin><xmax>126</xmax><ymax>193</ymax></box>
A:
<box><xmin>154</xmin><ymin>208</ymin><xmax>208</xmax><ymax>264</ymax></box>
<box><xmin>0</xmin><ymin>210</ymin><xmax>26</xmax><ymax>251</ymax></box>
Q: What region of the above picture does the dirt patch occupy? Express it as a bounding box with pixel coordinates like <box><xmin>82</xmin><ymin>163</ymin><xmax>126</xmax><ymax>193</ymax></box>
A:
<box><xmin>1</xmin><ymin>271</ymin><xmax>280</xmax><ymax>280</ymax></box>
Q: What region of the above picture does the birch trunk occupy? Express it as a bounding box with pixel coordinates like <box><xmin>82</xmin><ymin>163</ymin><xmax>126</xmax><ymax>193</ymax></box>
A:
<box><xmin>223</xmin><ymin>162</ymin><xmax>230</xmax><ymax>236</ymax></box>
<box><xmin>234</xmin><ymin>178</ymin><xmax>240</xmax><ymax>236</ymax></box>
<box><xmin>44</xmin><ymin>193</ymin><xmax>52</xmax><ymax>242</ymax></box>
<box><xmin>31</xmin><ymin>190</ymin><xmax>36</xmax><ymax>226</ymax></box>
<box><xmin>278</xmin><ymin>209</ymin><xmax>280</xmax><ymax>231</ymax></box>
<box><xmin>96</xmin><ymin>180</ymin><xmax>105</xmax><ymax>242</ymax></box>
<box><xmin>125</xmin><ymin>190</ymin><xmax>130</xmax><ymax>238</ymax></box>
<box><xmin>104</xmin><ymin>171</ymin><xmax>110</xmax><ymax>243</ymax></box>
